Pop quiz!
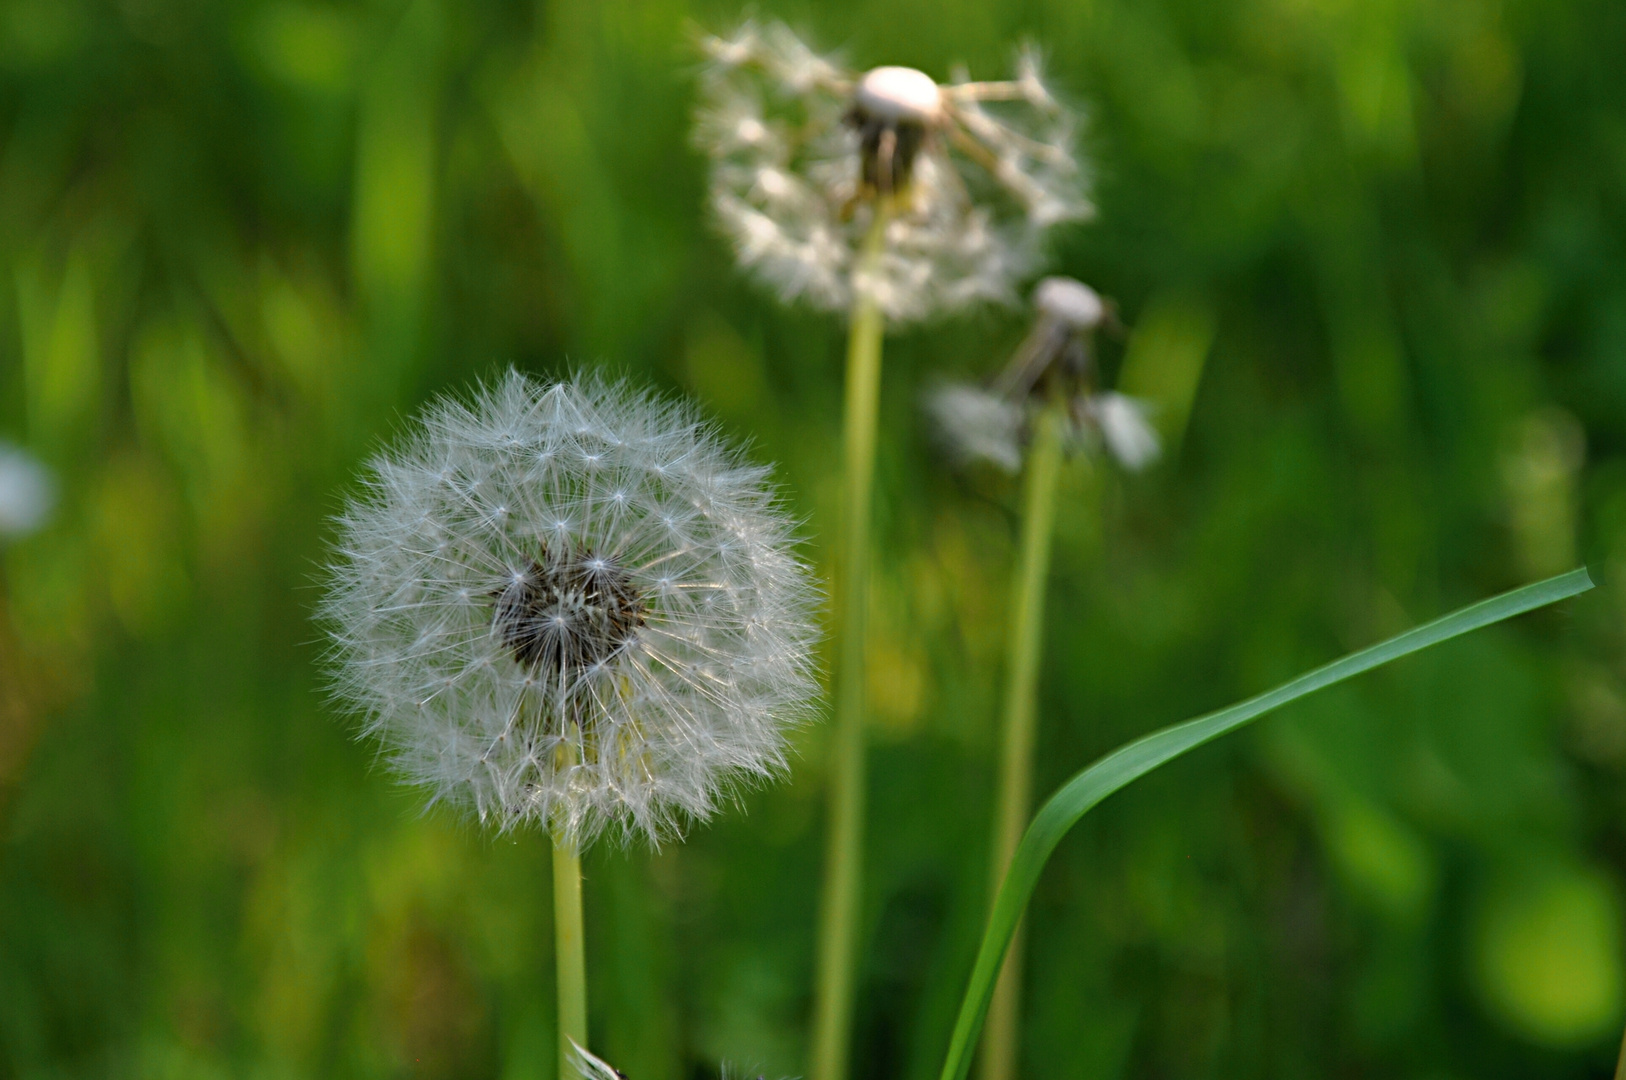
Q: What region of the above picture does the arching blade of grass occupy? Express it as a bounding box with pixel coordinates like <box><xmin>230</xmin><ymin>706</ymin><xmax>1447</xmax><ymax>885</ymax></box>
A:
<box><xmin>939</xmin><ymin>568</ymin><xmax>1594</xmax><ymax>1080</ymax></box>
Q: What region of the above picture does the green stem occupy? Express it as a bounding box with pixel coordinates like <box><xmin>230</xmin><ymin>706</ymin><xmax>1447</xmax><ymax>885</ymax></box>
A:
<box><xmin>810</xmin><ymin>204</ymin><xmax>890</xmax><ymax>1080</ymax></box>
<box><xmin>979</xmin><ymin>400</ymin><xmax>1068</xmax><ymax>1080</ymax></box>
<box><xmin>1615</xmin><ymin>1021</ymin><xmax>1626</xmax><ymax>1080</ymax></box>
<box><xmin>553</xmin><ymin>836</ymin><xmax>587</xmax><ymax>1080</ymax></box>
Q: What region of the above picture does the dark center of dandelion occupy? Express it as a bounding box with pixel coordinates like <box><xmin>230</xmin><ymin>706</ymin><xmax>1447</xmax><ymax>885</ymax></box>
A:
<box><xmin>854</xmin><ymin>118</ymin><xmax>929</xmax><ymax>197</ymax></box>
<box><xmin>492</xmin><ymin>548</ymin><xmax>647</xmax><ymax>675</ymax></box>
<box><xmin>848</xmin><ymin>67</ymin><xmax>941</xmax><ymax>198</ymax></box>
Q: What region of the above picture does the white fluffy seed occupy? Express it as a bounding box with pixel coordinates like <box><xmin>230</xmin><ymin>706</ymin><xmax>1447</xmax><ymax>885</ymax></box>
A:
<box><xmin>0</xmin><ymin>444</ymin><xmax>53</xmax><ymax>537</ymax></box>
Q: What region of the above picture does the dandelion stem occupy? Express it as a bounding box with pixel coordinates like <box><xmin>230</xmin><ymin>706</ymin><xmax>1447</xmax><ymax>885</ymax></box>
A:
<box><xmin>979</xmin><ymin>398</ymin><xmax>1068</xmax><ymax>1080</ymax></box>
<box><xmin>553</xmin><ymin>834</ymin><xmax>588</xmax><ymax>1080</ymax></box>
<box><xmin>811</xmin><ymin>203</ymin><xmax>891</xmax><ymax>1080</ymax></box>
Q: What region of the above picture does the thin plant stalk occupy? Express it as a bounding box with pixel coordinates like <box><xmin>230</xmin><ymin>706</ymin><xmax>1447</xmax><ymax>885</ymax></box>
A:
<box><xmin>811</xmin><ymin>204</ymin><xmax>891</xmax><ymax>1080</ymax></box>
<box><xmin>1615</xmin><ymin>1022</ymin><xmax>1626</xmax><ymax>1080</ymax></box>
<box><xmin>552</xmin><ymin>733</ymin><xmax>588</xmax><ymax>1079</ymax></box>
<box><xmin>553</xmin><ymin>836</ymin><xmax>587</xmax><ymax>1080</ymax></box>
<box><xmin>938</xmin><ymin>568</ymin><xmax>1594</xmax><ymax>1080</ymax></box>
<box><xmin>979</xmin><ymin>399</ymin><xmax>1069</xmax><ymax>1080</ymax></box>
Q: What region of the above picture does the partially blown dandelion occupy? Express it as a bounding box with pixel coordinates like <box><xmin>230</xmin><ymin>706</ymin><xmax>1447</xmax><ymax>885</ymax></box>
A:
<box><xmin>697</xmin><ymin>28</ymin><xmax>1091</xmax><ymax>1080</ymax></box>
<box><xmin>696</xmin><ymin>21</ymin><xmax>1091</xmax><ymax>323</ymax></box>
<box><xmin>928</xmin><ymin>277</ymin><xmax>1160</xmax><ymax>473</ymax></box>
<box><xmin>321</xmin><ymin>371</ymin><xmax>821</xmax><ymax>850</ymax></box>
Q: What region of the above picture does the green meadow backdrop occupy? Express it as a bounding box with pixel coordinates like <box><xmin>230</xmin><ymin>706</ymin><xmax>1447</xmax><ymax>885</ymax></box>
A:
<box><xmin>1</xmin><ymin>0</ymin><xmax>1624</xmax><ymax>1077</ymax></box>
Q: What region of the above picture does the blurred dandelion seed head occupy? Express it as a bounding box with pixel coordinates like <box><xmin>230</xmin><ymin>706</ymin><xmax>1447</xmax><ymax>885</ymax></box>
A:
<box><xmin>928</xmin><ymin>277</ymin><xmax>1160</xmax><ymax>472</ymax></box>
<box><xmin>321</xmin><ymin>371</ymin><xmax>822</xmax><ymax>849</ymax></box>
<box><xmin>695</xmin><ymin>21</ymin><xmax>1092</xmax><ymax>323</ymax></box>
<box><xmin>0</xmin><ymin>443</ymin><xmax>55</xmax><ymax>537</ymax></box>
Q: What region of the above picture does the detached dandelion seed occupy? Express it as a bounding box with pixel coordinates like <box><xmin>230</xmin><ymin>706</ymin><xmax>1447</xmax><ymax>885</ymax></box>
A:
<box><xmin>0</xmin><ymin>443</ymin><xmax>54</xmax><ymax>538</ymax></box>
<box><xmin>696</xmin><ymin>21</ymin><xmax>1092</xmax><ymax>323</ymax></box>
<box><xmin>321</xmin><ymin>370</ymin><xmax>820</xmax><ymax>1079</ymax></box>
<box><xmin>571</xmin><ymin>1043</ymin><xmax>629</xmax><ymax>1080</ymax></box>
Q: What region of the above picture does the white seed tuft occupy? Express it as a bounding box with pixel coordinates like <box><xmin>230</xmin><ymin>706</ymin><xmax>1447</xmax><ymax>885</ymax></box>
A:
<box><xmin>695</xmin><ymin>22</ymin><xmax>1092</xmax><ymax>323</ymax></box>
<box><xmin>1088</xmin><ymin>392</ymin><xmax>1162</xmax><ymax>471</ymax></box>
<box><xmin>0</xmin><ymin>443</ymin><xmax>54</xmax><ymax>537</ymax></box>
<box><xmin>320</xmin><ymin>370</ymin><xmax>822</xmax><ymax>849</ymax></box>
<box><xmin>853</xmin><ymin>66</ymin><xmax>943</xmax><ymax>125</ymax></box>
<box><xmin>570</xmin><ymin>1043</ymin><xmax>628</xmax><ymax>1080</ymax></box>
<box><xmin>1033</xmin><ymin>276</ymin><xmax>1105</xmax><ymax>330</ymax></box>
<box><xmin>924</xmin><ymin>384</ymin><xmax>1024</xmax><ymax>474</ymax></box>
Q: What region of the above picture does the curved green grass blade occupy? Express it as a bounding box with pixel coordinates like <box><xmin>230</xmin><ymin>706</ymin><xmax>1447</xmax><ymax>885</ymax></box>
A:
<box><xmin>938</xmin><ymin>568</ymin><xmax>1594</xmax><ymax>1080</ymax></box>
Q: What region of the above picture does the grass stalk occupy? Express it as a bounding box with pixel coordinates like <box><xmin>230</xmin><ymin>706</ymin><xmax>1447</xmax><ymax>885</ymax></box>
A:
<box><xmin>553</xmin><ymin>836</ymin><xmax>587</xmax><ymax>1080</ymax></box>
<box><xmin>978</xmin><ymin>399</ymin><xmax>1069</xmax><ymax>1080</ymax></box>
<box><xmin>810</xmin><ymin>204</ymin><xmax>891</xmax><ymax>1080</ymax></box>
<box><xmin>938</xmin><ymin>568</ymin><xmax>1594</xmax><ymax>1080</ymax></box>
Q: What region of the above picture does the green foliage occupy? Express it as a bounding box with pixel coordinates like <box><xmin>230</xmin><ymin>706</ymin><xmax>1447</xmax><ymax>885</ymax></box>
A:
<box><xmin>941</xmin><ymin>569</ymin><xmax>1594</xmax><ymax>1080</ymax></box>
<box><xmin>0</xmin><ymin>0</ymin><xmax>1622</xmax><ymax>1078</ymax></box>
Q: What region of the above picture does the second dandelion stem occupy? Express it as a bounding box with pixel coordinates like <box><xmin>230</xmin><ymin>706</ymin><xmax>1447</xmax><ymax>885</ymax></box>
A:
<box><xmin>553</xmin><ymin>837</ymin><xmax>587</xmax><ymax>1079</ymax></box>
<box><xmin>811</xmin><ymin>205</ymin><xmax>891</xmax><ymax>1080</ymax></box>
<box><xmin>980</xmin><ymin>398</ymin><xmax>1069</xmax><ymax>1080</ymax></box>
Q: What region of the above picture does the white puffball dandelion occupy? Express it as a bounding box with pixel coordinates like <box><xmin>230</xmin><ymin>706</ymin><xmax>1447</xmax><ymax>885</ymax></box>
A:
<box><xmin>927</xmin><ymin>276</ymin><xmax>1160</xmax><ymax>471</ymax></box>
<box><xmin>321</xmin><ymin>370</ymin><xmax>822</xmax><ymax>849</ymax></box>
<box><xmin>0</xmin><ymin>443</ymin><xmax>54</xmax><ymax>537</ymax></box>
<box><xmin>695</xmin><ymin>21</ymin><xmax>1092</xmax><ymax>323</ymax></box>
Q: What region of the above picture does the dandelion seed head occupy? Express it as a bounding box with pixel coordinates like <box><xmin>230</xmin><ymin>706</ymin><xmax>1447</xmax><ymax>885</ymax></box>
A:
<box><xmin>0</xmin><ymin>443</ymin><xmax>53</xmax><ymax>537</ymax></box>
<box><xmin>695</xmin><ymin>22</ymin><xmax>1092</xmax><ymax>323</ymax></box>
<box><xmin>321</xmin><ymin>370</ymin><xmax>822</xmax><ymax>849</ymax></box>
<box><xmin>928</xmin><ymin>278</ymin><xmax>1160</xmax><ymax>473</ymax></box>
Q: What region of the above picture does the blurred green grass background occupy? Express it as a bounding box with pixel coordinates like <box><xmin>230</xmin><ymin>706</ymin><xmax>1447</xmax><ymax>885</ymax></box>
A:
<box><xmin>1</xmin><ymin>0</ymin><xmax>1624</xmax><ymax>1076</ymax></box>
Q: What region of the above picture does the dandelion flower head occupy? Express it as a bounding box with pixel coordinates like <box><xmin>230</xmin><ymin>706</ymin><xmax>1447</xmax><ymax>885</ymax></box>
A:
<box><xmin>696</xmin><ymin>21</ymin><xmax>1092</xmax><ymax>323</ymax></box>
<box><xmin>322</xmin><ymin>371</ymin><xmax>822</xmax><ymax>849</ymax></box>
<box><xmin>927</xmin><ymin>277</ymin><xmax>1161</xmax><ymax>472</ymax></box>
